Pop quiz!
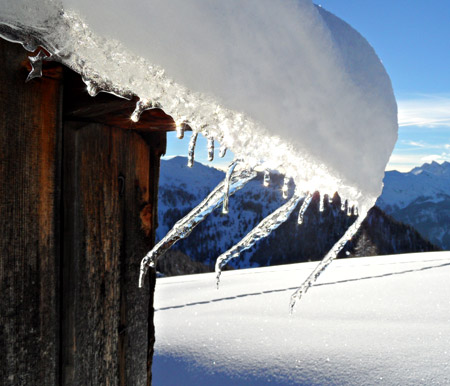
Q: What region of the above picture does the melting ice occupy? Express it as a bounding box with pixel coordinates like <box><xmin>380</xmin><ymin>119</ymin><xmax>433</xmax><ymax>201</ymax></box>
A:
<box><xmin>0</xmin><ymin>0</ymin><xmax>398</xmax><ymax>308</ymax></box>
<box><xmin>139</xmin><ymin>165</ymin><xmax>257</xmax><ymax>287</ymax></box>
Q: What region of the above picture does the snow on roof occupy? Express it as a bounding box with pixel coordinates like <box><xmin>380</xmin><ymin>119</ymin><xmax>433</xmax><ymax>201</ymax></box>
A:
<box><xmin>1</xmin><ymin>0</ymin><xmax>401</xmax><ymax>300</ymax></box>
<box><xmin>0</xmin><ymin>0</ymin><xmax>397</xmax><ymax>213</ymax></box>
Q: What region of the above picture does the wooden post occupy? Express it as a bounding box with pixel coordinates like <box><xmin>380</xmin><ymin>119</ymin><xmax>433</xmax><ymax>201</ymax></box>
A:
<box><xmin>0</xmin><ymin>38</ymin><xmax>167</xmax><ymax>385</ymax></box>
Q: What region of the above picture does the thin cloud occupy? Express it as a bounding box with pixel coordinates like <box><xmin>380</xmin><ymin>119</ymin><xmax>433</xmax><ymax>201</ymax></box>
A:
<box><xmin>401</xmin><ymin>140</ymin><xmax>450</xmax><ymax>150</ymax></box>
<box><xmin>403</xmin><ymin>140</ymin><xmax>427</xmax><ymax>148</ymax></box>
<box><xmin>386</xmin><ymin>154</ymin><xmax>425</xmax><ymax>171</ymax></box>
<box><xmin>397</xmin><ymin>95</ymin><xmax>450</xmax><ymax>128</ymax></box>
<box><xmin>386</xmin><ymin>152</ymin><xmax>450</xmax><ymax>172</ymax></box>
<box><xmin>420</xmin><ymin>153</ymin><xmax>450</xmax><ymax>163</ymax></box>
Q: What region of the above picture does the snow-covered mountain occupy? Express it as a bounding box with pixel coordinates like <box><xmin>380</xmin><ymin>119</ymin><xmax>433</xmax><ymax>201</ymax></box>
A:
<box><xmin>377</xmin><ymin>161</ymin><xmax>450</xmax><ymax>249</ymax></box>
<box><xmin>157</xmin><ymin>157</ymin><xmax>438</xmax><ymax>274</ymax></box>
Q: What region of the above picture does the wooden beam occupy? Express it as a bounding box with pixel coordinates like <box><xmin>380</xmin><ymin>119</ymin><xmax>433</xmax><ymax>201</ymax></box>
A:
<box><xmin>63</xmin><ymin>69</ymin><xmax>180</xmax><ymax>132</ymax></box>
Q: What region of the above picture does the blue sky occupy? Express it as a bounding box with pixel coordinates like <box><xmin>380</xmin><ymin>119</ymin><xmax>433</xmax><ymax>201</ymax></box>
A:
<box><xmin>164</xmin><ymin>0</ymin><xmax>450</xmax><ymax>172</ymax></box>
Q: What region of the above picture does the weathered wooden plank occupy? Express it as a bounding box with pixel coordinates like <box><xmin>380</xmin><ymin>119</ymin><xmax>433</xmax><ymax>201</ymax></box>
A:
<box><xmin>118</xmin><ymin>130</ymin><xmax>165</xmax><ymax>386</ymax></box>
<box><xmin>0</xmin><ymin>39</ymin><xmax>62</xmax><ymax>385</ymax></box>
<box><xmin>132</xmin><ymin>131</ymin><xmax>165</xmax><ymax>386</ymax></box>
<box><xmin>62</xmin><ymin>122</ymin><xmax>122</xmax><ymax>386</ymax></box>
<box><xmin>61</xmin><ymin>122</ymin><xmax>164</xmax><ymax>385</ymax></box>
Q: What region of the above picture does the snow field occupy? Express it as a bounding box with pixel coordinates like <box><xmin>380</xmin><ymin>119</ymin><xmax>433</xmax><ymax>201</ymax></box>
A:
<box><xmin>154</xmin><ymin>252</ymin><xmax>450</xmax><ymax>385</ymax></box>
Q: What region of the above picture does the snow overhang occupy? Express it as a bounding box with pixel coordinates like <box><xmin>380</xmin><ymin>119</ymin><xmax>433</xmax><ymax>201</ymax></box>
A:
<box><xmin>0</xmin><ymin>0</ymin><xmax>398</xmax><ymax>213</ymax></box>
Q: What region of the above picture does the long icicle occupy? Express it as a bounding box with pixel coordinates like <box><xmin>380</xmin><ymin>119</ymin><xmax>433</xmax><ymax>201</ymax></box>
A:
<box><xmin>176</xmin><ymin>122</ymin><xmax>185</xmax><ymax>139</ymax></box>
<box><xmin>219</xmin><ymin>144</ymin><xmax>227</xmax><ymax>158</ymax></box>
<box><xmin>263</xmin><ymin>169</ymin><xmax>270</xmax><ymax>187</ymax></box>
<box><xmin>139</xmin><ymin>167</ymin><xmax>257</xmax><ymax>287</ymax></box>
<box><xmin>222</xmin><ymin>159</ymin><xmax>240</xmax><ymax>214</ymax></box>
<box><xmin>207</xmin><ymin>137</ymin><xmax>215</xmax><ymax>161</ymax></box>
<box><xmin>215</xmin><ymin>191</ymin><xmax>303</xmax><ymax>287</ymax></box>
<box><xmin>289</xmin><ymin>214</ymin><xmax>365</xmax><ymax>312</ymax></box>
<box><xmin>282</xmin><ymin>176</ymin><xmax>290</xmax><ymax>199</ymax></box>
<box><xmin>346</xmin><ymin>203</ymin><xmax>352</xmax><ymax>216</ymax></box>
<box><xmin>319</xmin><ymin>193</ymin><xmax>325</xmax><ymax>212</ymax></box>
<box><xmin>297</xmin><ymin>192</ymin><xmax>313</xmax><ymax>225</ymax></box>
<box><xmin>187</xmin><ymin>132</ymin><xmax>198</xmax><ymax>167</ymax></box>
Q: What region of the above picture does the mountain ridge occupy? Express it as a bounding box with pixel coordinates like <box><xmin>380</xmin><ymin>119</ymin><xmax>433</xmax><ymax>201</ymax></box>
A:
<box><xmin>378</xmin><ymin>160</ymin><xmax>450</xmax><ymax>249</ymax></box>
<box><xmin>156</xmin><ymin>157</ymin><xmax>440</xmax><ymax>275</ymax></box>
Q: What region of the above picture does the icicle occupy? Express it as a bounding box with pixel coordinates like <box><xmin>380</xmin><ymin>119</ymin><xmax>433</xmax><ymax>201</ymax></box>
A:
<box><xmin>328</xmin><ymin>194</ymin><xmax>333</xmax><ymax>204</ymax></box>
<box><xmin>80</xmin><ymin>74</ymin><xmax>102</xmax><ymax>97</ymax></box>
<box><xmin>219</xmin><ymin>144</ymin><xmax>227</xmax><ymax>158</ymax></box>
<box><xmin>282</xmin><ymin>176</ymin><xmax>290</xmax><ymax>199</ymax></box>
<box><xmin>207</xmin><ymin>137</ymin><xmax>215</xmax><ymax>161</ymax></box>
<box><xmin>187</xmin><ymin>132</ymin><xmax>198</xmax><ymax>168</ymax></box>
<box><xmin>354</xmin><ymin>206</ymin><xmax>359</xmax><ymax>216</ymax></box>
<box><xmin>263</xmin><ymin>169</ymin><xmax>270</xmax><ymax>187</ymax></box>
<box><xmin>26</xmin><ymin>50</ymin><xmax>50</xmax><ymax>82</ymax></box>
<box><xmin>297</xmin><ymin>192</ymin><xmax>313</xmax><ymax>225</ymax></box>
<box><xmin>222</xmin><ymin>159</ymin><xmax>240</xmax><ymax>214</ymax></box>
<box><xmin>131</xmin><ymin>98</ymin><xmax>152</xmax><ymax>122</ymax></box>
<box><xmin>289</xmin><ymin>214</ymin><xmax>365</xmax><ymax>313</ymax></box>
<box><xmin>319</xmin><ymin>194</ymin><xmax>325</xmax><ymax>212</ymax></box>
<box><xmin>139</xmin><ymin>167</ymin><xmax>257</xmax><ymax>287</ymax></box>
<box><xmin>176</xmin><ymin>122</ymin><xmax>185</xmax><ymax>139</ymax></box>
<box><xmin>346</xmin><ymin>202</ymin><xmax>352</xmax><ymax>216</ymax></box>
<box><xmin>216</xmin><ymin>191</ymin><xmax>303</xmax><ymax>287</ymax></box>
<box><xmin>341</xmin><ymin>200</ymin><xmax>346</xmax><ymax>212</ymax></box>
<box><xmin>85</xmin><ymin>80</ymin><xmax>100</xmax><ymax>97</ymax></box>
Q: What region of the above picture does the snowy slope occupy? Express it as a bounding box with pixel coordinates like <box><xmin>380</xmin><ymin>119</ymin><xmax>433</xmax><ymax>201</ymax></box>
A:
<box><xmin>377</xmin><ymin>161</ymin><xmax>450</xmax><ymax>248</ymax></box>
<box><xmin>159</xmin><ymin>156</ymin><xmax>224</xmax><ymax>191</ymax></box>
<box><xmin>153</xmin><ymin>252</ymin><xmax>450</xmax><ymax>385</ymax></box>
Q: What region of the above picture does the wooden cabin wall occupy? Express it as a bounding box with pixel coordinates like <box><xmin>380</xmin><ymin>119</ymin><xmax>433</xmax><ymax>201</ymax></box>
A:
<box><xmin>61</xmin><ymin>122</ymin><xmax>164</xmax><ymax>386</ymax></box>
<box><xmin>0</xmin><ymin>38</ymin><xmax>63</xmax><ymax>386</ymax></box>
<box><xmin>0</xmin><ymin>38</ymin><xmax>165</xmax><ymax>385</ymax></box>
